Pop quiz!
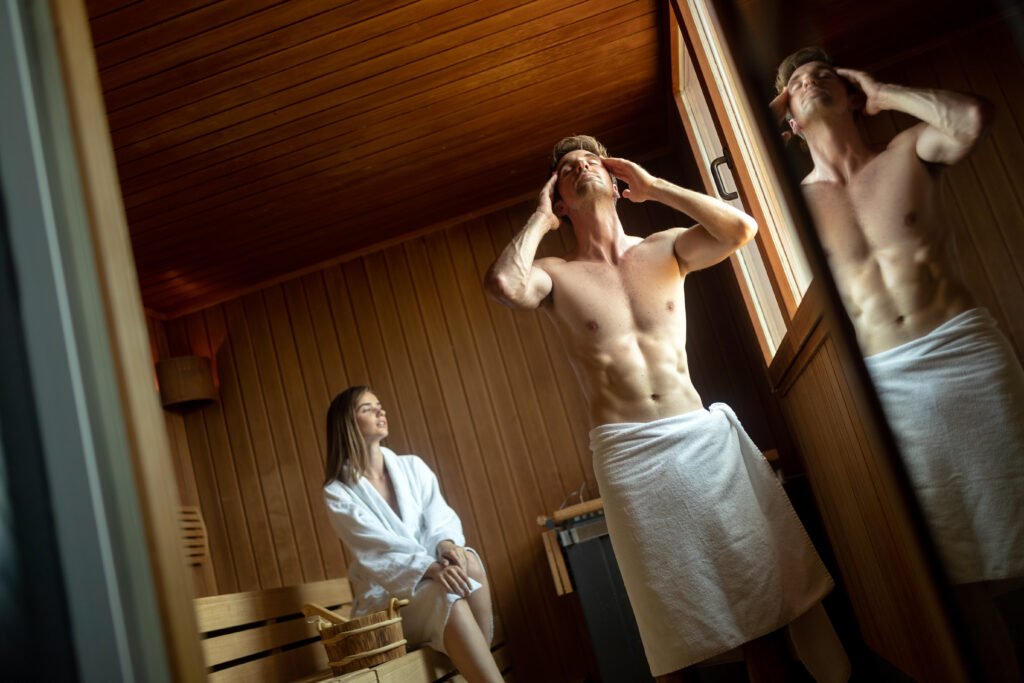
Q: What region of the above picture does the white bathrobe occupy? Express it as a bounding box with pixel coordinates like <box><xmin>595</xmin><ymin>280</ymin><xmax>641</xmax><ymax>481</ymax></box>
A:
<box><xmin>865</xmin><ymin>308</ymin><xmax>1024</xmax><ymax>584</ymax></box>
<box><xmin>590</xmin><ymin>404</ymin><xmax>834</xmax><ymax>676</ymax></box>
<box><xmin>324</xmin><ymin>448</ymin><xmax>482</xmax><ymax>653</ymax></box>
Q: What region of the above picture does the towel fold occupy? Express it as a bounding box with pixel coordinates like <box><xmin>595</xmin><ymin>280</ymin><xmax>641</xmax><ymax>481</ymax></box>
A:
<box><xmin>590</xmin><ymin>404</ymin><xmax>832</xmax><ymax>675</ymax></box>
<box><xmin>865</xmin><ymin>308</ymin><xmax>1024</xmax><ymax>584</ymax></box>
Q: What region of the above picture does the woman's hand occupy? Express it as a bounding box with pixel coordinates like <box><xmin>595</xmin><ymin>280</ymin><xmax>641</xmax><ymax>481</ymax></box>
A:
<box><xmin>425</xmin><ymin>561</ymin><xmax>473</xmax><ymax>597</ymax></box>
<box><xmin>436</xmin><ymin>540</ymin><xmax>468</xmax><ymax>570</ymax></box>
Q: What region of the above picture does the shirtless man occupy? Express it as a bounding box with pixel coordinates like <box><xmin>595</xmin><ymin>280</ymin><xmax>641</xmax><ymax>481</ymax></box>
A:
<box><xmin>485</xmin><ymin>136</ymin><xmax>846</xmax><ymax>681</ymax></box>
<box><xmin>774</xmin><ymin>48</ymin><xmax>1024</xmax><ymax>679</ymax></box>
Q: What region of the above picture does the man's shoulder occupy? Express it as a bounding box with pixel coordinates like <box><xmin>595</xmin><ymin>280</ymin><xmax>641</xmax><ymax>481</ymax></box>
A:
<box><xmin>885</xmin><ymin>122</ymin><xmax>928</xmax><ymax>150</ymax></box>
<box><xmin>645</xmin><ymin>226</ymin><xmax>685</xmax><ymax>238</ymax></box>
<box><xmin>534</xmin><ymin>255</ymin><xmax>567</xmax><ymax>269</ymax></box>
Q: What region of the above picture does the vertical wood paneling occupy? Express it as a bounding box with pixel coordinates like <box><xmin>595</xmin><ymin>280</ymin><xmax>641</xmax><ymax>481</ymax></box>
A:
<box><xmin>150</xmin><ymin>156</ymin><xmax>789</xmax><ymax>680</ymax></box>
<box><xmin>205</xmin><ymin>305</ymin><xmax>284</xmax><ymax>588</ymax></box>
<box><xmin>185</xmin><ymin>314</ymin><xmax>260</xmax><ymax>593</ymax></box>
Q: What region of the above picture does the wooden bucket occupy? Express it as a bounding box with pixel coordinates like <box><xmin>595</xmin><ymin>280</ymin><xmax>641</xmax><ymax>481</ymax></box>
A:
<box><xmin>303</xmin><ymin>598</ymin><xmax>410</xmax><ymax>674</ymax></box>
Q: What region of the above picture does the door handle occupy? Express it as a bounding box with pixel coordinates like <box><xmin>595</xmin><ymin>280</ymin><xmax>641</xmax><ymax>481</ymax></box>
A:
<box><xmin>710</xmin><ymin>153</ymin><xmax>738</xmax><ymax>200</ymax></box>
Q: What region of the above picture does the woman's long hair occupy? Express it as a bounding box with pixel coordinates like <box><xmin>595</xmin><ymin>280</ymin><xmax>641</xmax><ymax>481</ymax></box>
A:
<box><xmin>325</xmin><ymin>385</ymin><xmax>372</xmax><ymax>486</ymax></box>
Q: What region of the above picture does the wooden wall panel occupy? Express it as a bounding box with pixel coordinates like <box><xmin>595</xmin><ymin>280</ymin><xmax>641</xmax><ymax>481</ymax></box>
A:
<box><xmin>775</xmin><ymin>311</ymin><xmax>966</xmax><ymax>681</ymax></box>
<box><xmin>149</xmin><ymin>153</ymin><xmax>791</xmax><ymax>680</ymax></box>
<box><xmin>860</xmin><ymin>17</ymin><xmax>1024</xmax><ymax>361</ymax></box>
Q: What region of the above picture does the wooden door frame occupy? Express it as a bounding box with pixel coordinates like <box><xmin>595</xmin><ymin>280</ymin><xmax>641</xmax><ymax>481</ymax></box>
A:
<box><xmin>7</xmin><ymin>1</ymin><xmax>207</xmax><ymax>680</ymax></box>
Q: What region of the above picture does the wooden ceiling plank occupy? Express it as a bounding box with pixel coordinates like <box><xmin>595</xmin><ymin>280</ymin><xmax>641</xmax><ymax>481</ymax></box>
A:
<box><xmin>117</xmin><ymin>0</ymin><xmax>646</xmax><ymax>206</ymax></box>
<box><xmin>130</xmin><ymin>88</ymin><xmax>663</xmax><ymax>270</ymax></box>
<box><xmin>109</xmin><ymin>0</ymin><xmax>543</xmax><ymax>147</ymax></box>
<box><xmin>109</xmin><ymin>0</ymin><xmax>594</xmax><ymax>166</ymax></box>
<box><xmin>102</xmin><ymin>0</ymin><xmax>454</xmax><ymax>119</ymax></box>
<box><xmin>132</xmin><ymin>78</ymin><xmax>661</xmax><ymax>267</ymax></box>
<box><xmin>127</xmin><ymin>41</ymin><xmax>658</xmax><ymax>246</ymax></box>
<box><xmin>90</xmin><ymin>0</ymin><xmax>221</xmax><ymax>46</ymax></box>
<box><xmin>138</xmin><ymin>119</ymin><xmax>668</xmax><ymax>316</ymax></box>
<box><xmin>112</xmin><ymin>0</ymin><xmax>647</xmax><ymax>184</ymax></box>
<box><xmin>121</xmin><ymin>11</ymin><xmax>657</xmax><ymax>228</ymax></box>
<box><xmin>131</xmin><ymin>117</ymin><xmax>661</xmax><ymax>283</ymax></box>
<box><xmin>85</xmin><ymin>0</ymin><xmax>141</xmax><ymax>20</ymax></box>
<box><xmin>96</xmin><ymin>0</ymin><xmax>295</xmax><ymax>72</ymax></box>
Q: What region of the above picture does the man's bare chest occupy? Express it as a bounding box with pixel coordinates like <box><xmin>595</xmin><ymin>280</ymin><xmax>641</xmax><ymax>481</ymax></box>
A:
<box><xmin>546</xmin><ymin>255</ymin><xmax>684</xmax><ymax>334</ymax></box>
<box><xmin>805</xmin><ymin>156</ymin><xmax>938</xmax><ymax>263</ymax></box>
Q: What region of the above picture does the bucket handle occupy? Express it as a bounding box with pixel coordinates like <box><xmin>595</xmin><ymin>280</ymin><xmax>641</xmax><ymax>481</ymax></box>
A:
<box><xmin>302</xmin><ymin>603</ymin><xmax>347</xmax><ymax>625</ymax></box>
<box><xmin>387</xmin><ymin>597</ymin><xmax>410</xmax><ymax>619</ymax></box>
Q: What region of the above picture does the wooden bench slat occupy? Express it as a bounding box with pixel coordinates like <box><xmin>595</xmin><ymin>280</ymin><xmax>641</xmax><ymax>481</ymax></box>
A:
<box><xmin>208</xmin><ymin>641</ymin><xmax>329</xmax><ymax>683</ymax></box>
<box><xmin>373</xmin><ymin>647</ymin><xmax>452</xmax><ymax>683</ymax></box>
<box><xmin>203</xmin><ymin>614</ymin><xmax>319</xmax><ymax>667</ymax></box>
<box><xmin>196</xmin><ymin>578</ymin><xmax>352</xmax><ymax>631</ymax></box>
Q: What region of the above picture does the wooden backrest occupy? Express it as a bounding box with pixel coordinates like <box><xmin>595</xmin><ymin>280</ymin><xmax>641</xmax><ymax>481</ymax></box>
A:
<box><xmin>194</xmin><ymin>578</ymin><xmax>353</xmax><ymax>683</ymax></box>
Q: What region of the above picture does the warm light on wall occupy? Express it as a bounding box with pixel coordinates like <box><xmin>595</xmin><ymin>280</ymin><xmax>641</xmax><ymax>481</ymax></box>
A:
<box><xmin>155</xmin><ymin>355</ymin><xmax>218</xmax><ymax>409</ymax></box>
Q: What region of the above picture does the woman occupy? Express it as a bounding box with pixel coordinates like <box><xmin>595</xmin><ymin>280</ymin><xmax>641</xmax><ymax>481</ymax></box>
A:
<box><xmin>323</xmin><ymin>386</ymin><xmax>501</xmax><ymax>682</ymax></box>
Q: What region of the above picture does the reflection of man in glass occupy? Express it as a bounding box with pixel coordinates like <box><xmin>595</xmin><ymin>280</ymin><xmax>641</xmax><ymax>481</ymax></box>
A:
<box><xmin>774</xmin><ymin>46</ymin><xmax>1024</xmax><ymax>677</ymax></box>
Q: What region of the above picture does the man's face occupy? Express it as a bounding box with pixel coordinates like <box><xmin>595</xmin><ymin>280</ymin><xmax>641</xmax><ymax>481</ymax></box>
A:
<box><xmin>784</xmin><ymin>61</ymin><xmax>852</xmax><ymax>130</ymax></box>
<box><xmin>553</xmin><ymin>149</ymin><xmax>616</xmax><ymax>211</ymax></box>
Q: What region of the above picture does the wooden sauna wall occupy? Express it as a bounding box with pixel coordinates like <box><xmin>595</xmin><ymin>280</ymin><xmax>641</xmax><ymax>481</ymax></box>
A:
<box><xmin>860</xmin><ymin>15</ymin><xmax>1024</xmax><ymax>360</ymax></box>
<box><xmin>148</xmin><ymin>155</ymin><xmax>786</xmax><ymax>680</ymax></box>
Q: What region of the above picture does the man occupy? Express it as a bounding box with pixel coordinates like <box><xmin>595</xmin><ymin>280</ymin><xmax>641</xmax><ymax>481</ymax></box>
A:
<box><xmin>774</xmin><ymin>48</ymin><xmax>1024</xmax><ymax>678</ymax></box>
<box><xmin>485</xmin><ymin>136</ymin><xmax>847</xmax><ymax>681</ymax></box>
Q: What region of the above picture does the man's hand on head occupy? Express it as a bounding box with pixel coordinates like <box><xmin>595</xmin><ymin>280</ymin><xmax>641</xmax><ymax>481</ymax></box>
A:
<box><xmin>769</xmin><ymin>89</ymin><xmax>794</xmax><ymax>144</ymax></box>
<box><xmin>836</xmin><ymin>68</ymin><xmax>885</xmax><ymax>115</ymax></box>
<box><xmin>535</xmin><ymin>172</ymin><xmax>562</xmax><ymax>231</ymax></box>
<box><xmin>602</xmin><ymin>157</ymin><xmax>657</xmax><ymax>203</ymax></box>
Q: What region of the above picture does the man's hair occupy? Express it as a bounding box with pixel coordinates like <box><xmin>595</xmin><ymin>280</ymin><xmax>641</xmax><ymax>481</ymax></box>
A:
<box><xmin>774</xmin><ymin>46</ymin><xmax>834</xmax><ymax>95</ymax></box>
<box><xmin>550</xmin><ymin>135</ymin><xmax>608</xmax><ymax>173</ymax></box>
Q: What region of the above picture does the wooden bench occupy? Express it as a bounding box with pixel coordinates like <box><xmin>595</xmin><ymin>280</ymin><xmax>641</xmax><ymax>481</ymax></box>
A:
<box><xmin>194</xmin><ymin>578</ymin><xmax>511</xmax><ymax>682</ymax></box>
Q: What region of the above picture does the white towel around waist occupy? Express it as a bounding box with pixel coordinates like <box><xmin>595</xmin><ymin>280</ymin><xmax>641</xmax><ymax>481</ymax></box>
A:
<box><xmin>865</xmin><ymin>308</ymin><xmax>1024</xmax><ymax>583</ymax></box>
<box><xmin>590</xmin><ymin>403</ymin><xmax>832</xmax><ymax>675</ymax></box>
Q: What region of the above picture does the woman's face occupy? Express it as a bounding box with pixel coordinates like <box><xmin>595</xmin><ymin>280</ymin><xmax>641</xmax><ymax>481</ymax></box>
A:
<box><xmin>354</xmin><ymin>391</ymin><xmax>388</xmax><ymax>443</ymax></box>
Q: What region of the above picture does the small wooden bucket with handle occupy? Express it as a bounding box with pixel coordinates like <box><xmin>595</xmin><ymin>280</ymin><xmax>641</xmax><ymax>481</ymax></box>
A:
<box><xmin>303</xmin><ymin>597</ymin><xmax>410</xmax><ymax>674</ymax></box>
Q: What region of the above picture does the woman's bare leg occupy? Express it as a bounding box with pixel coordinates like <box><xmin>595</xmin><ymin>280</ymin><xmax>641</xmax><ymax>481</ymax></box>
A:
<box><xmin>465</xmin><ymin>551</ymin><xmax>494</xmax><ymax>643</ymax></box>
<box><xmin>443</xmin><ymin>599</ymin><xmax>502</xmax><ymax>683</ymax></box>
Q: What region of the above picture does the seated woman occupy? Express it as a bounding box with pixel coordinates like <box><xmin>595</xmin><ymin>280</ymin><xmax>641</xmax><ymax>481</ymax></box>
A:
<box><xmin>323</xmin><ymin>385</ymin><xmax>501</xmax><ymax>683</ymax></box>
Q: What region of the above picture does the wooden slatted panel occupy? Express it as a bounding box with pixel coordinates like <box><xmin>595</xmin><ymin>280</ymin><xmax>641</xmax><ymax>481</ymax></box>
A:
<box><xmin>178</xmin><ymin>506</ymin><xmax>210</xmax><ymax>565</ymax></box>
<box><xmin>195</xmin><ymin>578</ymin><xmax>352</xmax><ymax>632</ymax></box>
<box><xmin>85</xmin><ymin>0</ymin><xmax>669</xmax><ymax>315</ymax></box>
<box><xmin>151</xmin><ymin>150</ymin><xmax>794</xmax><ymax>679</ymax></box>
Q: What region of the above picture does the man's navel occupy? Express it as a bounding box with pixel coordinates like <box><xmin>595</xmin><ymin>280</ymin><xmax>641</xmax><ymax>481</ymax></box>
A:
<box><xmin>585</xmin><ymin>320</ymin><xmax>600</xmax><ymax>332</ymax></box>
<box><xmin>904</xmin><ymin>211</ymin><xmax>917</xmax><ymax>226</ymax></box>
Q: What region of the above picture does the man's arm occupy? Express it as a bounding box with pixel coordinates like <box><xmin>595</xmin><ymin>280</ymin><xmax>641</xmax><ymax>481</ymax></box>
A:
<box><xmin>484</xmin><ymin>174</ymin><xmax>558</xmax><ymax>309</ymax></box>
<box><xmin>602</xmin><ymin>157</ymin><xmax>757</xmax><ymax>273</ymax></box>
<box><xmin>837</xmin><ymin>68</ymin><xmax>992</xmax><ymax>165</ymax></box>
